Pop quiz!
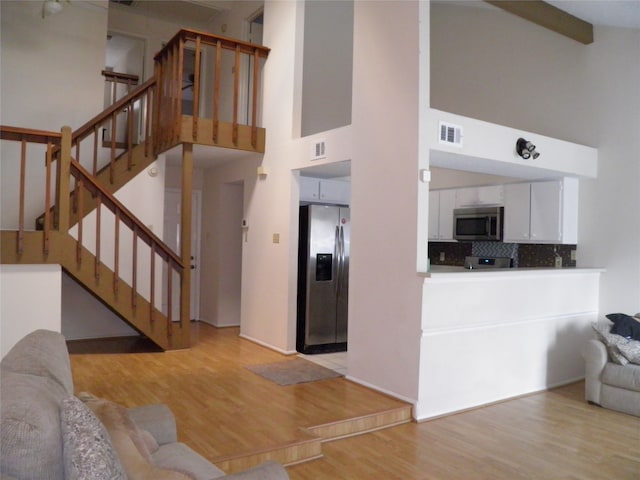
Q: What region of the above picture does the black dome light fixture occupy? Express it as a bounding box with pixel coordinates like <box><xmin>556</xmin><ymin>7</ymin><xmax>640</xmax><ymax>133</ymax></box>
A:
<box><xmin>516</xmin><ymin>137</ymin><xmax>541</xmax><ymax>160</ymax></box>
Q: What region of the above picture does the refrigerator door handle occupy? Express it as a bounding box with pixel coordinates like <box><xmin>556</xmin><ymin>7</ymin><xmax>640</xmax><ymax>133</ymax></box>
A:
<box><xmin>334</xmin><ymin>226</ymin><xmax>340</xmax><ymax>294</ymax></box>
<box><xmin>337</xmin><ymin>225</ymin><xmax>344</xmax><ymax>296</ymax></box>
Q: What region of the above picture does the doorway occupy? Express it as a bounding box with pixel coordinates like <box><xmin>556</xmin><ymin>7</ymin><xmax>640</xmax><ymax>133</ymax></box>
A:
<box><xmin>103</xmin><ymin>32</ymin><xmax>145</xmax><ymax>146</ymax></box>
<box><xmin>162</xmin><ymin>188</ymin><xmax>202</xmax><ymax>321</ymax></box>
<box><xmin>215</xmin><ymin>182</ymin><xmax>244</xmax><ymax>327</ymax></box>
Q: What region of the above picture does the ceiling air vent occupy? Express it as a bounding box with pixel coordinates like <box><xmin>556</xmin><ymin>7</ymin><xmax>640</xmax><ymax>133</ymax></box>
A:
<box><xmin>311</xmin><ymin>140</ymin><xmax>326</xmax><ymax>161</ymax></box>
<box><xmin>439</xmin><ymin>122</ymin><xmax>463</xmax><ymax>147</ymax></box>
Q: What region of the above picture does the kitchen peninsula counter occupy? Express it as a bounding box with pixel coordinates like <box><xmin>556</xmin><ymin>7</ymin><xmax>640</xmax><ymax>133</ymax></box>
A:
<box><xmin>415</xmin><ymin>265</ymin><xmax>604</xmax><ymax>421</ymax></box>
<box><xmin>422</xmin><ymin>266</ymin><xmax>606</xmax><ymax>278</ymax></box>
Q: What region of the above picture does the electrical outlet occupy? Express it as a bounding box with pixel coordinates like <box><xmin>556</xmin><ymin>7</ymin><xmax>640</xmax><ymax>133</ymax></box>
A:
<box><xmin>272</xmin><ymin>233</ymin><xmax>280</xmax><ymax>244</ymax></box>
<box><xmin>555</xmin><ymin>256</ymin><xmax>563</xmax><ymax>268</ymax></box>
<box><xmin>439</xmin><ymin>252</ymin><xmax>445</xmax><ymax>262</ymax></box>
<box><xmin>571</xmin><ymin>250</ymin><xmax>577</xmax><ymax>261</ymax></box>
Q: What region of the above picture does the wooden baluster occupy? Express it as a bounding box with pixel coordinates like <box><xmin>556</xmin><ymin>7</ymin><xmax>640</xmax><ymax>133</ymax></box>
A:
<box><xmin>233</xmin><ymin>45</ymin><xmax>240</xmax><ymax>146</ymax></box>
<box><xmin>150</xmin><ymin>243</ymin><xmax>155</xmax><ymax>329</ymax></box>
<box><xmin>127</xmin><ymin>103</ymin><xmax>133</xmax><ymax>170</ymax></box>
<box><xmin>170</xmin><ymin>44</ymin><xmax>177</xmax><ymax>143</ymax></box>
<box><xmin>76</xmin><ymin>177</ymin><xmax>83</xmax><ymax>265</ymax></box>
<box><xmin>110</xmin><ymin>113</ymin><xmax>117</xmax><ymax>183</ymax></box>
<box><xmin>145</xmin><ymin>86</ymin><xmax>152</xmax><ymax>157</ymax></box>
<box><xmin>17</xmin><ymin>139</ymin><xmax>26</xmax><ymax>255</ymax></box>
<box><xmin>212</xmin><ymin>40</ymin><xmax>221</xmax><ymax>143</ymax></box>
<box><xmin>176</xmin><ymin>37</ymin><xmax>184</xmax><ymax>143</ymax></box>
<box><xmin>92</xmin><ymin>126</ymin><xmax>99</xmax><ymax>175</ymax></box>
<box><xmin>153</xmin><ymin>62</ymin><xmax>161</xmax><ymax>155</ymax></box>
<box><xmin>95</xmin><ymin>195</ymin><xmax>101</xmax><ymax>281</ymax></box>
<box><xmin>72</xmin><ymin>177</ymin><xmax>79</xmax><ymax>214</ymax></box>
<box><xmin>114</xmin><ymin>209</ymin><xmax>120</xmax><ymax>297</ymax></box>
<box><xmin>112</xmin><ymin>79</ymin><xmax>117</xmax><ymax>105</ymax></box>
<box><xmin>167</xmin><ymin>262</ymin><xmax>173</xmax><ymax>324</ymax></box>
<box><xmin>75</xmin><ymin>142</ymin><xmax>80</xmax><ymax>166</ymax></box>
<box><xmin>132</xmin><ymin>227</ymin><xmax>138</xmax><ymax>310</ymax></box>
<box><xmin>251</xmin><ymin>47</ymin><xmax>260</xmax><ymax>148</ymax></box>
<box><xmin>192</xmin><ymin>35</ymin><xmax>201</xmax><ymax>141</ymax></box>
<box><xmin>44</xmin><ymin>140</ymin><xmax>53</xmax><ymax>254</ymax></box>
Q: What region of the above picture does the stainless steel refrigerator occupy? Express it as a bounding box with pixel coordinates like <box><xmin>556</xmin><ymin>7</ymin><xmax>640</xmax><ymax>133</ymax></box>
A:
<box><xmin>297</xmin><ymin>205</ymin><xmax>349</xmax><ymax>354</ymax></box>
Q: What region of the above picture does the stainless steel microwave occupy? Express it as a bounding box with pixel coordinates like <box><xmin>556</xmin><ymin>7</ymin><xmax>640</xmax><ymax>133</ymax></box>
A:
<box><xmin>453</xmin><ymin>206</ymin><xmax>503</xmax><ymax>241</ymax></box>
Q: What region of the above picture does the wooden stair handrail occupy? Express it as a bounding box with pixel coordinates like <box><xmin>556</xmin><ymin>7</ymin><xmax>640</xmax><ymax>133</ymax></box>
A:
<box><xmin>102</xmin><ymin>70</ymin><xmax>140</xmax><ymax>84</ymax></box>
<box><xmin>0</xmin><ymin>126</ymin><xmax>61</xmax><ymax>145</ymax></box>
<box><xmin>69</xmin><ymin>158</ymin><xmax>183</xmax><ymax>271</ymax></box>
<box><xmin>72</xmin><ymin>77</ymin><xmax>157</xmax><ymax>145</ymax></box>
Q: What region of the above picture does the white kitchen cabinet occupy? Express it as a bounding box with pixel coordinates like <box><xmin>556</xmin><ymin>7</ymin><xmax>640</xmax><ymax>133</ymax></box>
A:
<box><xmin>300</xmin><ymin>176</ymin><xmax>320</xmax><ymax>202</ymax></box>
<box><xmin>504</xmin><ymin>178</ymin><xmax>578</xmax><ymax>244</ymax></box>
<box><xmin>428</xmin><ymin>189</ymin><xmax>456</xmax><ymax>241</ymax></box>
<box><xmin>300</xmin><ymin>177</ymin><xmax>350</xmax><ymax>205</ymax></box>
<box><xmin>455</xmin><ymin>185</ymin><xmax>504</xmax><ymax>208</ymax></box>
<box><xmin>503</xmin><ymin>183</ymin><xmax>531</xmax><ymax>241</ymax></box>
<box><xmin>319</xmin><ymin>179</ymin><xmax>350</xmax><ymax>204</ymax></box>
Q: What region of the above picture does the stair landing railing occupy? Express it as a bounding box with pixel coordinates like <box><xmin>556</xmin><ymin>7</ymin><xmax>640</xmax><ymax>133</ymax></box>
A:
<box><xmin>154</xmin><ymin>28</ymin><xmax>270</xmax><ymax>154</ymax></box>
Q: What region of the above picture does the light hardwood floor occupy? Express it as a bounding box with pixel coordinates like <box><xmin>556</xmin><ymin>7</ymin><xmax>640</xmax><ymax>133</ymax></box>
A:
<box><xmin>69</xmin><ymin>323</ymin><xmax>640</xmax><ymax>479</ymax></box>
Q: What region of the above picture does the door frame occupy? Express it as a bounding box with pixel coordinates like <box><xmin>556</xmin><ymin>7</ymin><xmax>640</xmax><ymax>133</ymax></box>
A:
<box><xmin>164</xmin><ymin>187</ymin><xmax>202</xmax><ymax>321</ymax></box>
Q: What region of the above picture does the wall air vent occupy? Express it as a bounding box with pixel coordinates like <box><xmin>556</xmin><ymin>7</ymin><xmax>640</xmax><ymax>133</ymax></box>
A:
<box><xmin>439</xmin><ymin>122</ymin><xmax>463</xmax><ymax>147</ymax></box>
<box><xmin>311</xmin><ymin>140</ymin><xmax>326</xmax><ymax>161</ymax></box>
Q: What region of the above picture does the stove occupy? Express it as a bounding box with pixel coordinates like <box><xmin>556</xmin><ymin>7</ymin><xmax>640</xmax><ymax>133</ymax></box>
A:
<box><xmin>464</xmin><ymin>256</ymin><xmax>512</xmax><ymax>270</ymax></box>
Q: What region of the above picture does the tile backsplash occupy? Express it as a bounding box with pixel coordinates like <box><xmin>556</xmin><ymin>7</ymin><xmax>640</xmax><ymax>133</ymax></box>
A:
<box><xmin>429</xmin><ymin>242</ymin><xmax>577</xmax><ymax>268</ymax></box>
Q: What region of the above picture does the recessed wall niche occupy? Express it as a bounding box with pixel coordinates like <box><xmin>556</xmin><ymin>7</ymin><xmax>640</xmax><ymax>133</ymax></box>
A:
<box><xmin>301</xmin><ymin>0</ymin><xmax>354</xmax><ymax>137</ymax></box>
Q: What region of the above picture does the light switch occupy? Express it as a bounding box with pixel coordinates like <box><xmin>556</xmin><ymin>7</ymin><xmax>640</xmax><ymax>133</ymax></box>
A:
<box><xmin>272</xmin><ymin>233</ymin><xmax>280</xmax><ymax>244</ymax></box>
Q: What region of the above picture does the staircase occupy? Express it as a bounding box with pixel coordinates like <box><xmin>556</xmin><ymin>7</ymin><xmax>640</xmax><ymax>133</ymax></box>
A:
<box><xmin>0</xmin><ymin>29</ymin><xmax>270</xmax><ymax>350</ymax></box>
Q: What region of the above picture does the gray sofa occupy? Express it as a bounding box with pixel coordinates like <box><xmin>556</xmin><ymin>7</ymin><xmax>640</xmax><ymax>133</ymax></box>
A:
<box><xmin>584</xmin><ymin>337</ymin><xmax>640</xmax><ymax>417</ymax></box>
<box><xmin>0</xmin><ymin>329</ymin><xmax>289</xmax><ymax>480</ymax></box>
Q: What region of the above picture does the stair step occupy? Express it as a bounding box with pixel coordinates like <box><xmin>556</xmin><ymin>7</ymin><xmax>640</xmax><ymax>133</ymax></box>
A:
<box><xmin>212</xmin><ymin>405</ymin><xmax>413</xmax><ymax>473</ymax></box>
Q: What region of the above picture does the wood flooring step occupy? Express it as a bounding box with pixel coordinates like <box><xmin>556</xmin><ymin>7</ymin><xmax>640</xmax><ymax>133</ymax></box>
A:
<box><xmin>213</xmin><ymin>435</ymin><xmax>323</xmax><ymax>474</ymax></box>
<box><xmin>306</xmin><ymin>405</ymin><xmax>413</xmax><ymax>442</ymax></box>
<box><xmin>212</xmin><ymin>404</ymin><xmax>413</xmax><ymax>473</ymax></box>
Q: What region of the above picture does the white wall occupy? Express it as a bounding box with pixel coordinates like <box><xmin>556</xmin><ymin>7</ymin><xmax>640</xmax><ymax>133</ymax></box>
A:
<box><xmin>430</xmin><ymin>167</ymin><xmax>516</xmax><ymax>190</ymax></box>
<box><xmin>63</xmin><ymin>157</ymin><xmax>167</xmax><ymax>339</ymax></box>
<box><xmin>1</xmin><ymin>265</ymin><xmax>62</xmax><ymax>358</ymax></box>
<box><xmin>347</xmin><ymin>1</ymin><xmax>423</xmax><ymax>402</ymax></box>
<box><xmin>200</xmin><ymin>160</ymin><xmax>257</xmax><ymax>327</ymax></box>
<box><xmin>430</xmin><ymin>2</ymin><xmax>640</xmax><ymax>315</ymax></box>
<box><xmin>108</xmin><ymin>5</ymin><xmax>212</xmax><ymax>82</ymax></box>
<box><xmin>222</xmin><ymin>1</ymin><xmax>356</xmax><ymax>354</ymax></box>
<box><xmin>0</xmin><ymin>0</ymin><xmax>108</xmax><ymax>230</ymax></box>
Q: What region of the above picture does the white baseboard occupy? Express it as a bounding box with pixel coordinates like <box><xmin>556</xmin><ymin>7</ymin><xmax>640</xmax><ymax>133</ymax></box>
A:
<box><xmin>345</xmin><ymin>374</ymin><xmax>417</xmax><ymax>414</ymax></box>
<box><xmin>239</xmin><ymin>333</ymin><xmax>297</xmax><ymax>356</ymax></box>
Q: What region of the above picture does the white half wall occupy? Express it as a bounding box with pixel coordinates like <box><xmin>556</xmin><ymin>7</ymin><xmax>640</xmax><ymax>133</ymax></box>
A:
<box><xmin>416</xmin><ymin>269</ymin><xmax>602</xmax><ymax>420</ymax></box>
<box><xmin>1</xmin><ymin>265</ymin><xmax>62</xmax><ymax>358</ymax></box>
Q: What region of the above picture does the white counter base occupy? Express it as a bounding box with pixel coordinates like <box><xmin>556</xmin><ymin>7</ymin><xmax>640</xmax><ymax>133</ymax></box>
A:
<box><xmin>415</xmin><ymin>268</ymin><xmax>603</xmax><ymax>421</ymax></box>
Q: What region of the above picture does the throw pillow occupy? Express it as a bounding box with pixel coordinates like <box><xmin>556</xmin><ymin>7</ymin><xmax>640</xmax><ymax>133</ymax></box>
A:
<box><xmin>616</xmin><ymin>340</ymin><xmax>640</xmax><ymax>365</ymax></box>
<box><xmin>605</xmin><ymin>313</ymin><xmax>640</xmax><ymax>340</ymax></box>
<box><xmin>83</xmin><ymin>395</ymin><xmax>195</xmax><ymax>480</ymax></box>
<box><xmin>80</xmin><ymin>392</ymin><xmax>155</xmax><ymax>463</ymax></box>
<box><xmin>60</xmin><ymin>396</ymin><xmax>126</xmax><ymax>480</ymax></box>
<box><xmin>592</xmin><ymin>323</ymin><xmax>629</xmax><ymax>365</ymax></box>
